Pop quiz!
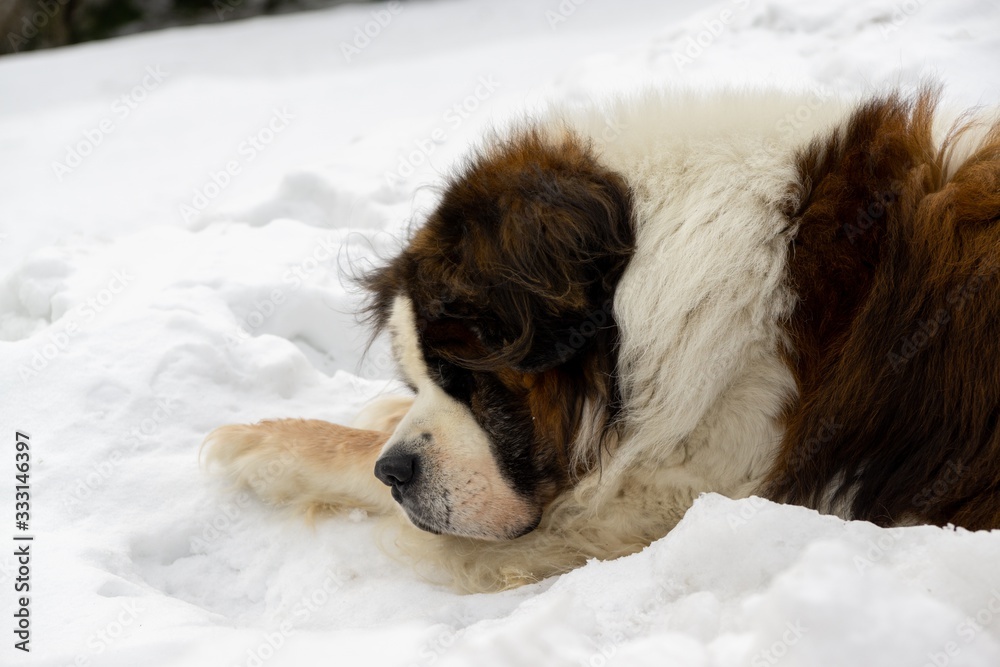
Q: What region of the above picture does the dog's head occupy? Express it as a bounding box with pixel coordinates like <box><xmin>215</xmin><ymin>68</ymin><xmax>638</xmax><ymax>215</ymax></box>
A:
<box><xmin>364</xmin><ymin>130</ymin><xmax>635</xmax><ymax>540</ymax></box>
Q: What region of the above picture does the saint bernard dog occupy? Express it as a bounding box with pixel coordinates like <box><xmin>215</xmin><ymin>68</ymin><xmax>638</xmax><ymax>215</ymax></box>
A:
<box><xmin>204</xmin><ymin>86</ymin><xmax>1000</xmax><ymax>592</ymax></box>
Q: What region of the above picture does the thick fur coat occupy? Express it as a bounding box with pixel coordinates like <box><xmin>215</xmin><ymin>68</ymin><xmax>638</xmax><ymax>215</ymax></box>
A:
<box><xmin>204</xmin><ymin>87</ymin><xmax>1000</xmax><ymax>592</ymax></box>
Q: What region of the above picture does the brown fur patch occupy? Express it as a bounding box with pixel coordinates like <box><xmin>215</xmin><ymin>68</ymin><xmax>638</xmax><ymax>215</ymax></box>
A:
<box><xmin>767</xmin><ymin>89</ymin><xmax>1000</xmax><ymax>529</ymax></box>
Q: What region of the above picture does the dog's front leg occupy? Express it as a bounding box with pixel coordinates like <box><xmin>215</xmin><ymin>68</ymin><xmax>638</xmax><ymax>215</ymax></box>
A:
<box><xmin>202</xmin><ymin>403</ymin><xmax>413</xmax><ymax>517</ymax></box>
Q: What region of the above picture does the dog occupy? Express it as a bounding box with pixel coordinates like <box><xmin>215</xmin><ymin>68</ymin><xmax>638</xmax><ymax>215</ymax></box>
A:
<box><xmin>203</xmin><ymin>86</ymin><xmax>1000</xmax><ymax>592</ymax></box>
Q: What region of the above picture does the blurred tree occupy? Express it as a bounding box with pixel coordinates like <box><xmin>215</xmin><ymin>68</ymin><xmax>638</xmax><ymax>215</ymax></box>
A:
<box><xmin>1</xmin><ymin>0</ymin><xmax>378</xmax><ymax>56</ymax></box>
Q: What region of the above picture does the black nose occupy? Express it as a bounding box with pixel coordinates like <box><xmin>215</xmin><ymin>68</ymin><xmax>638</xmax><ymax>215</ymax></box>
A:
<box><xmin>374</xmin><ymin>452</ymin><xmax>417</xmax><ymax>489</ymax></box>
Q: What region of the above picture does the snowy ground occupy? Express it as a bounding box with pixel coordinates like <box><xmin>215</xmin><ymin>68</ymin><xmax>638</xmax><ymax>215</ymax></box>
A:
<box><xmin>2</xmin><ymin>0</ymin><xmax>1000</xmax><ymax>665</ymax></box>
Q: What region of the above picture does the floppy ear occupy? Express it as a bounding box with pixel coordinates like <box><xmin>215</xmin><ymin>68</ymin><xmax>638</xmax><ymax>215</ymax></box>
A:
<box><xmin>364</xmin><ymin>130</ymin><xmax>635</xmax><ymax>373</ymax></box>
<box><xmin>507</xmin><ymin>303</ymin><xmax>616</xmax><ymax>373</ymax></box>
<box><xmin>472</xmin><ymin>154</ymin><xmax>636</xmax><ymax>372</ymax></box>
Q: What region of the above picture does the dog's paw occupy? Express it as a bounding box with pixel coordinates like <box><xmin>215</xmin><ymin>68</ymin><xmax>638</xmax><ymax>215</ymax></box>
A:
<box><xmin>201</xmin><ymin>419</ymin><xmax>396</xmax><ymax>515</ymax></box>
<box><xmin>201</xmin><ymin>422</ymin><xmax>300</xmax><ymax>503</ymax></box>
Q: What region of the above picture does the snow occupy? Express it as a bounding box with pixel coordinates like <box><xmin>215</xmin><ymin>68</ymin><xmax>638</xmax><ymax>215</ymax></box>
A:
<box><xmin>2</xmin><ymin>0</ymin><xmax>1000</xmax><ymax>664</ymax></box>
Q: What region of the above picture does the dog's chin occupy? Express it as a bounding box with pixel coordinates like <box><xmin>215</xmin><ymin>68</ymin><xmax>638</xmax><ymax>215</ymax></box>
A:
<box><xmin>400</xmin><ymin>509</ymin><xmax>443</xmax><ymax>536</ymax></box>
<box><xmin>400</xmin><ymin>502</ymin><xmax>542</xmax><ymax>541</ymax></box>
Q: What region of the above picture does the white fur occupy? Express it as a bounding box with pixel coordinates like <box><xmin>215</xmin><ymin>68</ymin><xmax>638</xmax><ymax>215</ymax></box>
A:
<box><xmin>381</xmin><ymin>295</ymin><xmax>538</xmax><ymax>539</ymax></box>
<box><xmin>548</xmin><ymin>90</ymin><xmax>846</xmax><ymax>500</ymax></box>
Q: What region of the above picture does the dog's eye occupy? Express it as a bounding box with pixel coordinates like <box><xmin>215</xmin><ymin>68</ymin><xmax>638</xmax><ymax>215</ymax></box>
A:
<box><xmin>432</xmin><ymin>358</ymin><xmax>476</xmax><ymax>401</ymax></box>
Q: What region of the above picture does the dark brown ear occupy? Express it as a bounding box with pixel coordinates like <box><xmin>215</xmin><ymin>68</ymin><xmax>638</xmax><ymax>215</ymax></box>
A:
<box><xmin>363</xmin><ymin>130</ymin><xmax>636</xmax><ymax>372</ymax></box>
<box><xmin>439</xmin><ymin>131</ymin><xmax>635</xmax><ymax>372</ymax></box>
